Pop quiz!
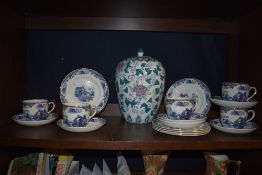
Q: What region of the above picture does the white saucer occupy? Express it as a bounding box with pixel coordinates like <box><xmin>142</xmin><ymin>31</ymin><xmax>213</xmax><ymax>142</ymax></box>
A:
<box><xmin>209</xmin><ymin>118</ymin><xmax>257</xmax><ymax>134</ymax></box>
<box><xmin>57</xmin><ymin>117</ymin><xmax>105</xmax><ymax>133</ymax></box>
<box><xmin>165</xmin><ymin>78</ymin><xmax>211</xmax><ymax>115</ymax></box>
<box><xmin>12</xmin><ymin>113</ymin><xmax>58</xmax><ymax>126</ymax></box>
<box><xmin>209</xmin><ymin>96</ymin><xmax>258</xmax><ymax>108</ymax></box>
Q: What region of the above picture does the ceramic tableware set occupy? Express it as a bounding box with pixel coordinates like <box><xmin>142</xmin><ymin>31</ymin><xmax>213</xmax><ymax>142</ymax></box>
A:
<box><xmin>209</xmin><ymin>82</ymin><xmax>258</xmax><ymax>134</ymax></box>
<box><xmin>12</xmin><ymin>99</ymin><xmax>57</xmax><ymax>126</ymax></box>
<box><xmin>152</xmin><ymin>78</ymin><xmax>212</xmax><ymax>136</ymax></box>
<box><xmin>57</xmin><ymin>68</ymin><xmax>109</xmax><ymax>132</ymax></box>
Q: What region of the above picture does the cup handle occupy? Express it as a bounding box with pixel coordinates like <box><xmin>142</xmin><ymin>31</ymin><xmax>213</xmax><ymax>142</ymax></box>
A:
<box><xmin>47</xmin><ymin>102</ymin><xmax>55</xmax><ymax>114</ymax></box>
<box><xmin>192</xmin><ymin>98</ymin><xmax>197</xmax><ymax>112</ymax></box>
<box><xmin>246</xmin><ymin>110</ymin><xmax>255</xmax><ymax>122</ymax></box>
<box><xmin>226</xmin><ymin>160</ymin><xmax>241</xmax><ymax>175</ymax></box>
<box><xmin>87</xmin><ymin>106</ymin><xmax>97</xmax><ymax>121</ymax></box>
<box><xmin>247</xmin><ymin>86</ymin><xmax>257</xmax><ymax>101</ymax></box>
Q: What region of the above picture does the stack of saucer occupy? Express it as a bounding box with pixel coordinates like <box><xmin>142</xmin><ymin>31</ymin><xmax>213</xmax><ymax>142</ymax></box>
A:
<box><xmin>57</xmin><ymin>68</ymin><xmax>109</xmax><ymax>132</ymax></box>
<box><xmin>209</xmin><ymin>82</ymin><xmax>258</xmax><ymax>134</ymax></box>
<box><xmin>152</xmin><ymin>113</ymin><xmax>210</xmax><ymax>136</ymax></box>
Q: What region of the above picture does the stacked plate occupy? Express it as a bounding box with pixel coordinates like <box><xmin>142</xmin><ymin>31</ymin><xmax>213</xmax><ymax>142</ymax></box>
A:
<box><xmin>152</xmin><ymin>113</ymin><xmax>211</xmax><ymax>136</ymax></box>
<box><xmin>152</xmin><ymin>114</ymin><xmax>211</xmax><ymax>136</ymax></box>
<box><xmin>57</xmin><ymin>68</ymin><xmax>109</xmax><ymax>132</ymax></box>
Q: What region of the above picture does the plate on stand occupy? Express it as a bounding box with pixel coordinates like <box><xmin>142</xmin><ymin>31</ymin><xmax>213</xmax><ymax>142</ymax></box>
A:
<box><xmin>165</xmin><ymin>78</ymin><xmax>211</xmax><ymax>115</ymax></box>
<box><xmin>60</xmin><ymin>68</ymin><xmax>109</xmax><ymax>113</ymax></box>
<box><xmin>209</xmin><ymin>96</ymin><xmax>258</xmax><ymax>108</ymax></box>
<box><xmin>57</xmin><ymin>117</ymin><xmax>106</xmax><ymax>133</ymax></box>
<box><xmin>210</xmin><ymin>118</ymin><xmax>257</xmax><ymax>134</ymax></box>
<box><xmin>12</xmin><ymin>113</ymin><xmax>58</xmax><ymax>126</ymax></box>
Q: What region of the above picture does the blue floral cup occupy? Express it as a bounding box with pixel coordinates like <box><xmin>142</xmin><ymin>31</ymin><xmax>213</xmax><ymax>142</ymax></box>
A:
<box><xmin>222</xmin><ymin>82</ymin><xmax>257</xmax><ymax>102</ymax></box>
<box><xmin>22</xmin><ymin>99</ymin><xmax>55</xmax><ymax>120</ymax></box>
<box><xmin>63</xmin><ymin>103</ymin><xmax>97</xmax><ymax>127</ymax></box>
<box><xmin>165</xmin><ymin>97</ymin><xmax>196</xmax><ymax>120</ymax></box>
<box><xmin>220</xmin><ymin>107</ymin><xmax>255</xmax><ymax>129</ymax></box>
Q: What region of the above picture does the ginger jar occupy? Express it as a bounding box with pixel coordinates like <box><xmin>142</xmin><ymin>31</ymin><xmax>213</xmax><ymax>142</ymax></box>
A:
<box><xmin>115</xmin><ymin>49</ymin><xmax>165</xmax><ymax>124</ymax></box>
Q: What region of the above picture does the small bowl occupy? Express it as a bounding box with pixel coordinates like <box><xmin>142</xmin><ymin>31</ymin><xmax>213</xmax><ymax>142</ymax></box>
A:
<box><xmin>157</xmin><ymin>113</ymin><xmax>206</xmax><ymax>129</ymax></box>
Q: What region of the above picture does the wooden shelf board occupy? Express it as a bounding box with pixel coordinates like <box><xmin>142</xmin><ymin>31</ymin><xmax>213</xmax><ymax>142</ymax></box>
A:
<box><xmin>1</xmin><ymin>114</ymin><xmax>262</xmax><ymax>151</ymax></box>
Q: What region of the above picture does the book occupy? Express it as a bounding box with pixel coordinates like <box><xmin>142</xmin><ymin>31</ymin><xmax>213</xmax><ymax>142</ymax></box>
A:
<box><xmin>7</xmin><ymin>152</ymin><xmax>44</xmax><ymax>175</ymax></box>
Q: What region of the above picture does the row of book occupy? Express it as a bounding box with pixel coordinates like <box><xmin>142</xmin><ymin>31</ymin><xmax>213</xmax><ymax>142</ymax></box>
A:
<box><xmin>7</xmin><ymin>152</ymin><xmax>74</xmax><ymax>175</ymax></box>
<box><xmin>7</xmin><ymin>152</ymin><xmax>131</xmax><ymax>175</ymax></box>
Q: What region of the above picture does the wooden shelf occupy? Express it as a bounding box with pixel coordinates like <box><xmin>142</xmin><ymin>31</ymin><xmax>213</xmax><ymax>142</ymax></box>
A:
<box><xmin>1</xmin><ymin>114</ymin><xmax>262</xmax><ymax>152</ymax></box>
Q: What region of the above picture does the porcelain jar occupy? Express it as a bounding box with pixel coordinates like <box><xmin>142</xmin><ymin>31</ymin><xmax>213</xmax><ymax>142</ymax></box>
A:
<box><xmin>115</xmin><ymin>49</ymin><xmax>165</xmax><ymax>124</ymax></box>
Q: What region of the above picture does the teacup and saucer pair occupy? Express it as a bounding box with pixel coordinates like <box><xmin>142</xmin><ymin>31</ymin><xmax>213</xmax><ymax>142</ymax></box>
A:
<box><xmin>160</xmin><ymin>97</ymin><xmax>208</xmax><ymax>129</ymax></box>
<box><xmin>57</xmin><ymin>103</ymin><xmax>105</xmax><ymax>132</ymax></box>
<box><xmin>12</xmin><ymin>99</ymin><xmax>57</xmax><ymax>126</ymax></box>
<box><xmin>209</xmin><ymin>82</ymin><xmax>258</xmax><ymax>108</ymax></box>
<box><xmin>210</xmin><ymin>107</ymin><xmax>258</xmax><ymax>134</ymax></box>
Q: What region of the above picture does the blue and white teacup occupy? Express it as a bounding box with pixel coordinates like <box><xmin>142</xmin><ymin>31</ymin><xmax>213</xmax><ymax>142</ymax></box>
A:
<box><xmin>222</xmin><ymin>82</ymin><xmax>257</xmax><ymax>102</ymax></box>
<box><xmin>165</xmin><ymin>97</ymin><xmax>196</xmax><ymax>120</ymax></box>
<box><xmin>22</xmin><ymin>99</ymin><xmax>55</xmax><ymax>120</ymax></box>
<box><xmin>220</xmin><ymin>107</ymin><xmax>255</xmax><ymax>129</ymax></box>
<box><xmin>63</xmin><ymin>103</ymin><xmax>97</xmax><ymax>127</ymax></box>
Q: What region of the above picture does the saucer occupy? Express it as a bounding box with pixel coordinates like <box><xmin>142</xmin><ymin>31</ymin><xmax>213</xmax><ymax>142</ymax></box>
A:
<box><xmin>57</xmin><ymin>117</ymin><xmax>106</xmax><ymax>133</ymax></box>
<box><xmin>209</xmin><ymin>118</ymin><xmax>257</xmax><ymax>134</ymax></box>
<box><xmin>209</xmin><ymin>96</ymin><xmax>258</xmax><ymax>108</ymax></box>
<box><xmin>60</xmin><ymin>68</ymin><xmax>109</xmax><ymax>114</ymax></box>
<box><xmin>157</xmin><ymin>113</ymin><xmax>206</xmax><ymax>129</ymax></box>
<box><xmin>165</xmin><ymin>78</ymin><xmax>211</xmax><ymax>115</ymax></box>
<box><xmin>12</xmin><ymin>113</ymin><xmax>58</xmax><ymax>126</ymax></box>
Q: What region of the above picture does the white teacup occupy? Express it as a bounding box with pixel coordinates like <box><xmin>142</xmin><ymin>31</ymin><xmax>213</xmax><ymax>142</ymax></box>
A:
<box><xmin>222</xmin><ymin>82</ymin><xmax>257</xmax><ymax>102</ymax></box>
<box><xmin>63</xmin><ymin>103</ymin><xmax>97</xmax><ymax>127</ymax></box>
<box><xmin>22</xmin><ymin>99</ymin><xmax>55</xmax><ymax>120</ymax></box>
<box><xmin>220</xmin><ymin>107</ymin><xmax>255</xmax><ymax>129</ymax></box>
<box><xmin>165</xmin><ymin>97</ymin><xmax>196</xmax><ymax>120</ymax></box>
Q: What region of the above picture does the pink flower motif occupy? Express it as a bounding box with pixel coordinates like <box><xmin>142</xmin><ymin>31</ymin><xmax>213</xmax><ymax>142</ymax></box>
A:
<box><xmin>133</xmin><ymin>85</ymin><xmax>147</xmax><ymax>97</ymax></box>
<box><xmin>117</xmin><ymin>62</ymin><xmax>125</xmax><ymax>73</ymax></box>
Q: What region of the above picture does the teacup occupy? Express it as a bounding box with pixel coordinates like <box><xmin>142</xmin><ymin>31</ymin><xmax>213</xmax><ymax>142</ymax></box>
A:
<box><xmin>220</xmin><ymin>107</ymin><xmax>255</xmax><ymax>129</ymax></box>
<box><xmin>22</xmin><ymin>99</ymin><xmax>55</xmax><ymax>120</ymax></box>
<box><xmin>63</xmin><ymin>103</ymin><xmax>97</xmax><ymax>127</ymax></box>
<box><xmin>222</xmin><ymin>82</ymin><xmax>257</xmax><ymax>102</ymax></box>
<box><xmin>165</xmin><ymin>97</ymin><xmax>196</xmax><ymax>120</ymax></box>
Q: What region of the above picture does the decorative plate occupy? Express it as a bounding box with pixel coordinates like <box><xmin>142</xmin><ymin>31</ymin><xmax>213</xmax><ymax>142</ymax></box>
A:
<box><xmin>209</xmin><ymin>118</ymin><xmax>257</xmax><ymax>134</ymax></box>
<box><xmin>165</xmin><ymin>78</ymin><xmax>211</xmax><ymax>115</ymax></box>
<box><xmin>60</xmin><ymin>68</ymin><xmax>109</xmax><ymax>113</ymax></box>
<box><xmin>152</xmin><ymin>119</ymin><xmax>211</xmax><ymax>136</ymax></box>
<box><xmin>57</xmin><ymin>117</ymin><xmax>106</xmax><ymax>133</ymax></box>
<box><xmin>12</xmin><ymin>113</ymin><xmax>57</xmax><ymax>126</ymax></box>
<box><xmin>209</xmin><ymin>96</ymin><xmax>258</xmax><ymax>108</ymax></box>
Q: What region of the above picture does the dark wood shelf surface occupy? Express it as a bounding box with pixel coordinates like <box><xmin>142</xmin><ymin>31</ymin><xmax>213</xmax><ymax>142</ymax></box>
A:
<box><xmin>0</xmin><ymin>115</ymin><xmax>262</xmax><ymax>151</ymax></box>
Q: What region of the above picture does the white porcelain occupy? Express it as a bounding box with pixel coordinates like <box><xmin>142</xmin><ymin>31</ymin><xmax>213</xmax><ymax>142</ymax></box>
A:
<box><xmin>165</xmin><ymin>97</ymin><xmax>196</xmax><ymax>120</ymax></box>
<box><xmin>57</xmin><ymin>117</ymin><xmax>106</xmax><ymax>133</ymax></box>
<box><xmin>157</xmin><ymin>113</ymin><xmax>206</xmax><ymax>129</ymax></box>
<box><xmin>209</xmin><ymin>96</ymin><xmax>258</xmax><ymax>108</ymax></box>
<box><xmin>220</xmin><ymin>107</ymin><xmax>255</xmax><ymax>129</ymax></box>
<box><xmin>152</xmin><ymin>119</ymin><xmax>211</xmax><ymax>136</ymax></box>
<box><xmin>12</xmin><ymin>113</ymin><xmax>57</xmax><ymax>126</ymax></box>
<box><xmin>210</xmin><ymin>118</ymin><xmax>257</xmax><ymax>134</ymax></box>
<box><xmin>165</xmin><ymin>78</ymin><xmax>211</xmax><ymax>115</ymax></box>
<box><xmin>63</xmin><ymin>103</ymin><xmax>97</xmax><ymax>127</ymax></box>
<box><xmin>60</xmin><ymin>68</ymin><xmax>109</xmax><ymax>114</ymax></box>
<box><xmin>22</xmin><ymin>99</ymin><xmax>55</xmax><ymax>120</ymax></box>
<box><xmin>115</xmin><ymin>49</ymin><xmax>165</xmax><ymax>124</ymax></box>
<box><xmin>222</xmin><ymin>82</ymin><xmax>257</xmax><ymax>102</ymax></box>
